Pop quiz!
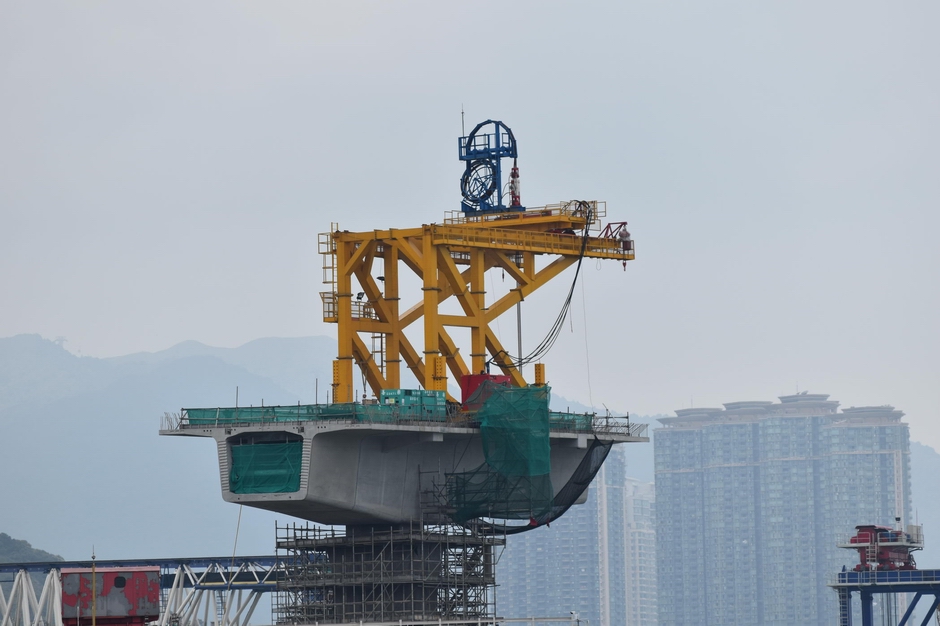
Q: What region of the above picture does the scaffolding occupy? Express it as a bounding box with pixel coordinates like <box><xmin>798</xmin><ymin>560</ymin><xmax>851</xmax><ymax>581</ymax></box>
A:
<box><xmin>274</xmin><ymin>522</ymin><xmax>505</xmax><ymax>626</ymax></box>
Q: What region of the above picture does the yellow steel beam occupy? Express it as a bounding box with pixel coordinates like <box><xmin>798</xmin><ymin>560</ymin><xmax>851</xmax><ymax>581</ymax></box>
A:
<box><xmin>485</xmin><ymin>256</ymin><xmax>578</xmax><ymax>322</ymax></box>
<box><xmin>395</xmin><ymin>236</ymin><xmax>425</xmax><ymax>276</ymax></box>
<box><xmin>398</xmin><ymin>335</ymin><xmax>426</xmax><ymax>387</ymax></box>
<box><xmin>421</xmin><ymin>227</ymin><xmax>439</xmax><ymax>390</ymax></box>
<box><xmin>399</xmin><ymin>264</ymin><xmax>474</xmax><ymax>329</ymax></box>
<box><xmin>487</xmin><ymin>250</ymin><xmax>530</xmax><ymax>287</ymax></box>
<box><xmin>484</xmin><ymin>327</ymin><xmax>526</xmax><ymax>387</ymax></box>
<box><xmin>321</xmin><ymin>203</ymin><xmax>632</xmax><ymax>400</ymax></box>
<box><xmin>432</xmin><ymin>225</ymin><xmax>632</xmax><ymax>261</ymax></box>
<box><xmin>352</xmin><ymin>333</ymin><xmax>386</xmax><ymax>399</ymax></box>
<box><xmin>437</xmin><ymin>330</ymin><xmax>468</xmax><ymax>394</ymax></box>
<box><xmin>335</xmin><ymin>237</ymin><xmax>354</xmax><ymax>403</ymax></box>
<box><xmin>383</xmin><ymin>242</ymin><xmax>401</xmax><ymax>389</ymax></box>
<box><xmin>437</xmin><ymin>247</ymin><xmax>484</xmax><ymax>320</ymax></box>
<box><xmin>341</xmin><ymin>240</ymin><xmax>374</xmax><ymax>277</ymax></box>
<box><xmin>469</xmin><ymin>248</ymin><xmax>486</xmax><ymax>373</ymax></box>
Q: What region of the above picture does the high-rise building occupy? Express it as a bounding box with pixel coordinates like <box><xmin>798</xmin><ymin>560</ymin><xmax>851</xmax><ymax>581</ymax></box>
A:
<box><xmin>655</xmin><ymin>393</ymin><xmax>911</xmax><ymax>626</ymax></box>
<box><xmin>498</xmin><ymin>446</ymin><xmax>658</xmax><ymax>625</ymax></box>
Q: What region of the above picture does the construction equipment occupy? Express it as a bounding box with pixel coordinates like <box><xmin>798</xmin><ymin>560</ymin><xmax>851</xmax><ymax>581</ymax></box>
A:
<box><xmin>841</xmin><ymin>524</ymin><xmax>924</xmax><ymax>571</ymax></box>
<box><xmin>161</xmin><ymin>120</ymin><xmax>645</xmax><ymax>625</ymax></box>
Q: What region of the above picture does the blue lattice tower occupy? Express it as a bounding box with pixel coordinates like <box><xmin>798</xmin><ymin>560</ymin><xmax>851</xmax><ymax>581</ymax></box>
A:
<box><xmin>458</xmin><ymin>120</ymin><xmax>522</xmax><ymax>213</ymax></box>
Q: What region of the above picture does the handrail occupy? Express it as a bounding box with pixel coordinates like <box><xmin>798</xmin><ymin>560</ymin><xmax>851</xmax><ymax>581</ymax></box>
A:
<box><xmin>431</xmin><ymin>224</ymin><xmax>632</xmax><ymax>261</ymax></box>
<box><xmin>165</xmin><ymin>404</ymin><xmax>647</xmax><ymax>438</ymax></box>
<box><xmin>443</xmin><ymin>201</ymin><xmax>607</xmax><ymax>230</ymax></box>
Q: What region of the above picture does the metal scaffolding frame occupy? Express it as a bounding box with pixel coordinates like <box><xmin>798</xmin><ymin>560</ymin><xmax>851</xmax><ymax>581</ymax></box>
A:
<box><xmin>0</xmin><ymin>558</ymin><xmax>277</xmax><ymax>626</ymax></box>
<box><xmin>0</xmin><ymin>570</ymin><xmax>61</xmax><ymax>626</ymax></box>
<box><xmin>273</xmin><ymin>522</ymin><xmax>505</xmax><ymax>626</ymax></box>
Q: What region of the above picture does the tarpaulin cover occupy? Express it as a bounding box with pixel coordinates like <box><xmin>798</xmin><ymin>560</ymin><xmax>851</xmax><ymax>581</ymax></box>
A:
<box><xmin>470</xmin><ymin>437</ymin><xmax>612</xmax><ymax>535</ymax></box>
<box><xmin>229</xmin><ymin>441</ymin><xmax>302</xmax><ymax>494</ymax></box>
<box><xmin>446</xmin><ymin>382</ymin><xmax>555</xmax><ymax>523</ymax></box>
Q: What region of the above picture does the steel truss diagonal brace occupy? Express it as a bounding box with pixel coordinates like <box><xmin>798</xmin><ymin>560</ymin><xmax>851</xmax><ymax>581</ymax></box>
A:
<box><xmin>323</xmin><ymin>214</ymin><xmax>617</xmax><ymax>400</ymax></box>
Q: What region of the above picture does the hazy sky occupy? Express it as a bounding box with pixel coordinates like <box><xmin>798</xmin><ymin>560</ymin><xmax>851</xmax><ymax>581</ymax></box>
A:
<box><xmin>3</xmin><ymin>3</ymin><xmax>938</xmax><ymax>444</ymax></box>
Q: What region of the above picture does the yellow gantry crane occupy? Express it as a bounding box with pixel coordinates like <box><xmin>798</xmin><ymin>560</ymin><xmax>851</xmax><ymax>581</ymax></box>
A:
<box><xmin>319</xmin><ymin>200</ymin><xmax>634</xmax><ymax>404</ymax></box>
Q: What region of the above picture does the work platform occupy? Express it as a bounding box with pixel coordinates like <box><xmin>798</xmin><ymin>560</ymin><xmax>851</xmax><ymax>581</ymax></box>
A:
<box><xmin>274</xmin><ymin>523</ymin><xmax>502</xmax><ymax>624</ymax></box>
<box><xmin>160</xmin><ymin>398</ymin><xmax>647</xmax><ymax>526</ymax></box>
<box><xmin>831</xmin><ymin>570</ymin><xmax>940</xmax><ymax>626</ymax></box>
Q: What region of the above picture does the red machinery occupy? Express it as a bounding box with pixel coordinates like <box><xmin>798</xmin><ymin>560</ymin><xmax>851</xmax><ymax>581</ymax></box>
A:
<box><xmin>844</xmin><ymin>524</ymin><xmax>924</xmax><ymax>571</ymax></box>
<box><xmin>61</xmin><ymin>566</ymin><xmax>160</xmax><ymax>626</ymax></box>
<box><xmin>460</xmin><ymin>373</ymin><xmax>512</xmax><ymax>408</ymax></box>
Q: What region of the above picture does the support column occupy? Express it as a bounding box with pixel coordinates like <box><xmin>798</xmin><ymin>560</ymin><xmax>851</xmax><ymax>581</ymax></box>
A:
<box><xmin>534</xmin><ymin>363</ymin><xmax>546</xmax><ymax>386</ymax></box>
<box><xmin>422</xmin><ymin>228</ymin><xmax>440</xmax><ymax>390</ymax></box>
<box><xmin>335</xmin><ymin>237</ymin><xmax>354</xmax><ymax>403</ymax></box>
<box><xmin>860</xmin><ymin>590</ymin><xmax>873</xmax><ymax>626</ymax></box>
<box><xmin>469</xmin><ymin>248</ymin><xmax>486</xmax><ymax>375</ymax></box>
<box><xmin>384</xmin><ymin>240</ymin><xmax>401</xmax><ymax>389</ymax></box>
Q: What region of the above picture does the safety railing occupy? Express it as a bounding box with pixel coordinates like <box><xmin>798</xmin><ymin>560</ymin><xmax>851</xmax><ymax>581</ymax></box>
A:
<box><xmin>177</xmin><ymin>403</ymin><xmax>451</xmax><ymax>427</ymax></box>
<box><xmin>444</xmin><ymin>200</ymin><xmax>606</xmax><ymax>230</ymax></box>
<box><xmin>166</xmin><ymin>404</ymin><xmax>644</xmax><ymax>437</ymax></box>
<box><xmin>318</xmin><ymin>228</ymin><xmax>337</xmax><ymax>287</ymax></box>
<box><xmin>320</xmin><ymin>291</ymin><xmax>337</xmax><ymax>322</ymax></box>
<box><xmin>432</xmin><ymin>224</ymin><xmax>632</xmax><ymax>261</ymax></box>
<box><xmin>320</xmin><ymin>292</ymin><xmax>379</xmax><ymax>323</ymax></box>
<box><xmin>836</xmin><ymin>526</ymin><xmax>925</xmax><ymax>549</ymax></box>
<box><xmin>547</xmin><ymin>413</ymin><xmax>647</xmax><ymax>439</ymax></box>
<box><xmin>830</xmin><ymin>569</ymin><xmax>940</xmax><ymax>586</ymax></box>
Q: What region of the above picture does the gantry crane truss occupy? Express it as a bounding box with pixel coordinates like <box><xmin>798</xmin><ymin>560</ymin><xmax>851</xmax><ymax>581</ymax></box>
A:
<box><xmin>319</xmin><ymin>201</ymin><xmax>634</xmax><ymax>403</ymax></box>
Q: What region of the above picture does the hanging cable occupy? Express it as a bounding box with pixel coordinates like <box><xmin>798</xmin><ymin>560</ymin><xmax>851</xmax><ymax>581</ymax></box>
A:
<box><xmin>228</xmin><ymin>504</ymin><xmax>243</xmax><ymax>592</ymax></box>
<box><xmin>581</xmin><ymin>268</ymin><xmax>594</xmax><ymax>410</ymax></box>
<box><xmin>488</xmin><ymin>201</ymin><xmax>594</xmax><ymax>369</ymax></box>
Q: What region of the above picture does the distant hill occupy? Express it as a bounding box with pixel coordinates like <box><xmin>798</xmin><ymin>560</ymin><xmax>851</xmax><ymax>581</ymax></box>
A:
<box><xmin>106</xmin><ymin>336</ymin><xmax>336</xmax><ymax>403</ymax></box>
<box><xmin>0</xmin><ymin>334</ymin><xmax>310</xmax><ymax>561</ymax></box>
<box><xmin>0</xmin><ymin>334</ymin><xmax>336</xmax><ymax>412</ymax></box>
<box><xmin>0</xmin><ymin>533</ymin><xmax>62</xmax><ymax>563</ymax></box>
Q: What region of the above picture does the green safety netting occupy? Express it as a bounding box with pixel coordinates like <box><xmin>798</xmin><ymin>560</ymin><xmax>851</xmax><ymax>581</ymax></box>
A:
<box><xmin>549</xmin><ymin>411</ymin><xmax>594</xmax><ymax>431</ymax></box>
<box><xmin>229</xmin><ymin>440</ymin><xmax>303</xmax><ymax>494</ymax></box>
<box><xmin>446</xmin><ymin>382</ymin><xmax>555</xmax><ymax>523</ymax></box>
<box><xmin>185</xmin><ymin>402</ymin><xmax>447</xmax><ymax>426</ymax></box>
<box><xmin>472</xmin><ymin>437</ymin><xmax>613</xmax><ymax>535</ymax></box>
<box><xmin>184</xmin><ymin>399</ymin><xmax>596</xmax><ymax>431</ymax></box>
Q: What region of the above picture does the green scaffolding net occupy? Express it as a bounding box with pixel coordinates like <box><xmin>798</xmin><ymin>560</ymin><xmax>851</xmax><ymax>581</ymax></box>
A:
<box><xmin>446</xmin><ymin>382</ymin><xmax>555</xmax><ymax>523</ymax></box>
<box><xmin>229</xmin><ymin>439</ymin><xmax>303</xmax><ymax>494</ymax></box>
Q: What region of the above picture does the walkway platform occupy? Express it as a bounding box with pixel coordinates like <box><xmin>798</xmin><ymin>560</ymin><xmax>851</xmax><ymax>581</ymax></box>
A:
<box><xmin>830</xmin><ymin>569</ymin><xmax>940</xmax><ymax>626</ymax></box>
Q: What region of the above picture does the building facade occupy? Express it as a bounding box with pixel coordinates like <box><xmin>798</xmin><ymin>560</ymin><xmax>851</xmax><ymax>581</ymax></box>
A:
<box><xmin>498</xmin><ymin>446</ymin><xmax>658</xmax><ymax>625</ymax></box>
<box><xmin>655</xmin><ymin>393</ymin><xmax>911</xmax><ymax>626</ymax></box>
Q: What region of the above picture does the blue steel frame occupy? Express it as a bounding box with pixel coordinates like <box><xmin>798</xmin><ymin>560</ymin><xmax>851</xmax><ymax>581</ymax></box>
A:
<box><xmin>832</xmin><ymin>570</ymin><xmax>940</xmax><ymax>626</ymax></box>
<box><xmin>458</xmin><ymin>119</ymin><xmax>519</xmax><ymax>213</ymax></box>
<box><xmin>0</xmin><ymin>556</ymin><xmax>278</xmax><ymax>592</ymax></box>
